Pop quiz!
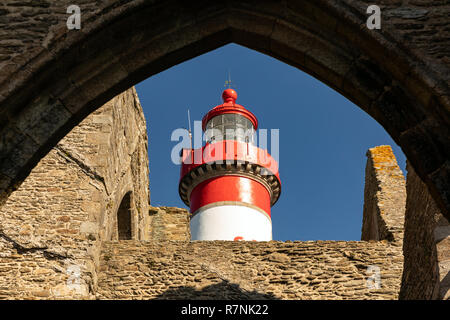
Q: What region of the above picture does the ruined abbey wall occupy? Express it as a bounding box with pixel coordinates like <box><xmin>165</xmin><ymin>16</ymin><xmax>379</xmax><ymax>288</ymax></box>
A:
<box><xmin>400</xmin><ymin>163</ymin><xmax>450</xmax><ymax>300</ymax></box>
<box><xmin>148</xmin><ymin>206</ymin><xmax>190</xmax><ymax>241</ymax></box>
<box><xmin>0</xmin><ymin>87</ymin><xmax>149</xmax><ymax>299</ymax></box>
<box><xmin>361</xmin><ymin>145</ymin><xmax>406</xmax><ymax>244</ymax></box>
<box><xmin>97</xmin><ymin>240</ymin><xmax>403</xmax><ymax>300</ymax></box>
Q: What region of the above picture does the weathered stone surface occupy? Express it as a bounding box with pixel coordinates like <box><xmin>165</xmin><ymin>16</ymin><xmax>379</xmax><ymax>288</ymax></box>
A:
<box><xmin>361</xmin><ymin>145</ymin><xmax>406</xmax><ymax>244</ymax></box>
<box><xmin>148</xmin><ymin>206</ymin><xmax>190</xmax><ymax>241</ymax></box>
<box><xmin>0</xmin><ymin>87</ymin><xmax>149</xmax><ymax>299</ymax></box>
<box><xmin>400</xmin><ymin>163</ymin><xmax>450</xmax><ymax>300</ymax></box>
<box><xmin>96</xmin><ymin>240</ymin><xmax>403</xmax><ymax>300</ymax></box>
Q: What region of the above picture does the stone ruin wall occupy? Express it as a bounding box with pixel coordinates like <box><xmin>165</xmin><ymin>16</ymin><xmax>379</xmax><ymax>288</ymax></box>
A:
<box><xmin>97</xmin><ymin>240</ymin><xmax>403</xmax><ymax>300</ymax></box>
<box><xmin>361</xmin><ymin>146</ymin><xmax>406</xmax><ymax>244</ymax></box>
<box><xmin>0</xmin><ymin>87</ymin><xmax>149</xmax><ymax>299</ymax></box>
<box><xmin>400</xmin><ymin>163</ymin><xmax>450</xmax><ymax>300</ymax></box>
<box><xmin>148</xmin><ymin>206</ymin><xmax>190</xmax><ymax>242</ymax></box>
<box><xmin>361</xmin><ymin>146</ymin><xmax>449</xmax><ymax>300</ymax></box>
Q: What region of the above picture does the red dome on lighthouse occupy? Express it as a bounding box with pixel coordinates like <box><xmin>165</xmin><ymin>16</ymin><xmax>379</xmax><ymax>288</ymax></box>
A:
<box><xmin>222</xmin><ymin>88</ymin><xmax>238</xmax><ymax>103</ymax></box>
<box><xmin>202</xmin><ymin>89</ymin><xmax>258</xmax><ymax>131</ymax></box>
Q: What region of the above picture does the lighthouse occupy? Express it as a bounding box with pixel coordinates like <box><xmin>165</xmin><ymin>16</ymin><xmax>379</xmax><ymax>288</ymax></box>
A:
<box><xmin>178</xmin><ymin>88</ymin><xmax>281</xmax><ymax>241</ymax></box>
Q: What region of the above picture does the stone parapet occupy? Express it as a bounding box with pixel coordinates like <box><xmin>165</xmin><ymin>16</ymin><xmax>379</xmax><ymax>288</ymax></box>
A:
<box><xmin>97</xmin><ymin>240</ymin><xmax>403</xmax><ymax>300</ymax></box>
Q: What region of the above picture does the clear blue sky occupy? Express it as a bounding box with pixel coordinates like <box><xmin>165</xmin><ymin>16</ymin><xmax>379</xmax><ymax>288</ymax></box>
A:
<box><xmin>135</xmin><ymin>43</ymin><xmax>406</xmax><ymax>241</ymax></box>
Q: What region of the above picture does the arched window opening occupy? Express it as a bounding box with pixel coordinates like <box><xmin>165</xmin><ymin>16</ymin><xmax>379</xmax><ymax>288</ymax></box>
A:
<box><xmin>117</xmin><ymin>192</ymin><xmax>132</xmax><ymax>240</ymax></box>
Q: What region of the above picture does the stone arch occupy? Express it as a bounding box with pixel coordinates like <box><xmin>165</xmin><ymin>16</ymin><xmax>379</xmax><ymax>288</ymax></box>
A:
<box><xmin>116</xmin><ymin>191</ymin><xmax>133</xmax><ymax>240</ymax></box>
<box><xmin>0</xmin><ymin>1</ymin><xmax>448</xmax><ymax>221</ymax></box>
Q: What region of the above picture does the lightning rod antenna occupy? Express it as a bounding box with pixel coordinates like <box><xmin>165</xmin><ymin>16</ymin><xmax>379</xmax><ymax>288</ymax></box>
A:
<box><xmin>187</xmin><ymin>108</ymin><xmax>193</xmax><ymax>150</ymax></box>
<box><xmin>224</xmin><ymin>69</ymin><xmax>232</xmax><ymax>89</ymax></box>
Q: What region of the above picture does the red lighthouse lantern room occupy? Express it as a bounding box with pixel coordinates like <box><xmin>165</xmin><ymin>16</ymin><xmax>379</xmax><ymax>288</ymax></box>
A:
<box><xmin>179</xmin><ymin>89</ymin><xmax>281</xmax><ymax>241</ymax></box>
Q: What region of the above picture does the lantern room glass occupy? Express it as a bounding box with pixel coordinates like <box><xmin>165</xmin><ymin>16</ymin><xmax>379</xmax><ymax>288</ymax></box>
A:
<box><xmin>205</xmin><ymin>114</ymin><xmax>256</xmax><ymax>144</ymax></box>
